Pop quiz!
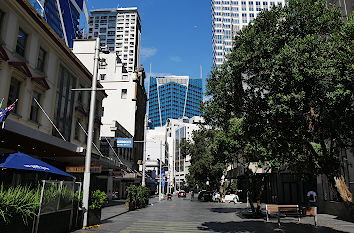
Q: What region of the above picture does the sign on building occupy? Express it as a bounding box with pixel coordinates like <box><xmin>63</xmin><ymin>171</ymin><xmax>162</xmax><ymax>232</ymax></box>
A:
<box><xmin>66</xmin><ymin>165</ymin><xmax>102</xmax><ymax>173</ymax></box>
<box><xmin>115</xmin><ymin>138</ymin><xmax>133</xmax><ymax>148</ymax></box>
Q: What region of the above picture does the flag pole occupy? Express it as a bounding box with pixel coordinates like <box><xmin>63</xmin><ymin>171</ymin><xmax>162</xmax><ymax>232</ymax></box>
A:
<box><xmin>33</xmin><ymin>98</ymin><xmax>66</xmax><ymax>141</ymax></box>
<box><xmin>0</xmin><ymin>98</ymin><xmax>4</xmax><ymax>110</ymax></box>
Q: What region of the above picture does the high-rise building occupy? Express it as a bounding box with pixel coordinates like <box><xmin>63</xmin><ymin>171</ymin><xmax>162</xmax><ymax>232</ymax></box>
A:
<box><xmin>148</xmin><ymin>76</ymin><xmax>203</xmax><ymax>129</ymax></box>
<box><xmin>87</xmin><ymin>8</ymin><xmax>141</xmax><ymax>73</ymax></box>
<box><xmin>28</xmin><ymin>0</ymin><xmax>84</xmax><ymax>48</ymax></box>
<box><xmin>326</xmin><ymin>0</ymin><xmax>353</xmax><ymax>16</ymax></box>
<box><xmin>211</xmin><ymin>0</ymin><xmax>286</xmax><ymax>66</ymax></box>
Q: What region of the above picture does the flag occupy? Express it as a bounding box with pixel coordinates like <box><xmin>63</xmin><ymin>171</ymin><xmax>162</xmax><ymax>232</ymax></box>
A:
<box><xmin>0</xmin><ymin>100</ymin><xmax>17</xmax><ymax>128</ymax></box>
<box><xmin>83</xmin><ymin>0</ymin><xmax>89</xmax><ymax>25</ymax></box>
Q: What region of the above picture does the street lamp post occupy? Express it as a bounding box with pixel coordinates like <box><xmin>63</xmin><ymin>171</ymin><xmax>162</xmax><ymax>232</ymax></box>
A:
<box><xmin>142</xmin><ymin>114</ymin><xmax>148</xmax><ymax>186</ymax></box>
<box><xmin>158</xmin><ymin>141</ymin><xmax>162</xmax><ymax>201</ymax></box>
<box><xmin>82</xmin><ymin>37</ymin><xmax>100</xmax><ymax>227</ymax></box>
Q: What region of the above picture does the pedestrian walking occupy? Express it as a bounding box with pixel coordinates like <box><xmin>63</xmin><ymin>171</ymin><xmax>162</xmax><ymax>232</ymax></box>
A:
<box><xmin>307</xmin><ymin>190</ymin><xmax>317</xmax><ymax>206</ymax></box>
<box><xmin>191</xmin><ymin>190</ymin><xmax>194</xmax><ymax>200</ymax></box>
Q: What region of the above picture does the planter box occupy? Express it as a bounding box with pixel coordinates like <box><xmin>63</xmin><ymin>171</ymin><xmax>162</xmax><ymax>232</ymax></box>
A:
<box><xmin>71</xmin><ymin>209</ymin><xmax>83</xmax><ymax>230</ymax></box>
<box><xmin>126</xmin><ymin>202</ymin><xmax>136</xmax><ymax>211</ymax></box>
<box><xmin>88</xmin><ymin>209</ymin><xmax>102</xmax><ymax>226</ymax></box>
<box><xmin>2</xmin><ymin>218</ymin><xmax>33</xmax><ymax>233</ymax></box>
<box><xmin>37</xmin><ymin>210</ymin><xmax>72</xmax><ymax>233</ymax></box>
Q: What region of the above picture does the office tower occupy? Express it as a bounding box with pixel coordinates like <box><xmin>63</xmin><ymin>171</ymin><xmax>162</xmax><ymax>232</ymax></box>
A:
<box><xmin>211</xmin><ymin>0</ymin><xmax>286</xmax><ymax>66</ymax></box>
<box><xmin>87</xmin><ymin>8</ymin><xmax>142</xmax><ymax>73</ymax></box>
<box><xmin>148</xmin><ymin>76</ymin><xmax>203</xmax><ymax>129</ymax></box>
<box><xmin>326</xmin><ymin>0</ymin><xmax>353</xmax><ymax>16</ymax></box>
<box><xmin>28</xmin><ymin>0</ymin><xmax>84</xmax><ymax>48</ymax></box>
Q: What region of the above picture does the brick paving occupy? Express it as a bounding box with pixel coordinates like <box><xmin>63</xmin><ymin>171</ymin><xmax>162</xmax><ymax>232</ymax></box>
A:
<box><xmin>74</xmin><ymin>195</ymin><xmax>354</xmax><ymax>233</ymax></box>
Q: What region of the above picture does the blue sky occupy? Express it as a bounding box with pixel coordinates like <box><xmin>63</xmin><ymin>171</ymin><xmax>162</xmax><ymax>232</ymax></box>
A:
<box><xmin>82</xmin><ymin>0</ymin><xmax>212</xmax><ymax>91</ymax></box>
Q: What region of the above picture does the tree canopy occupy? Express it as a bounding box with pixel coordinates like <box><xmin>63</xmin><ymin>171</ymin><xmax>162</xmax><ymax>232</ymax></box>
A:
<box><xmin>203</xmin><ymin>0</ymin><xmax>353</xmax><ymax>174</ymax></box>
<box><xmin>200</xmin><ymin>0</ymin><xmax>353</xmax><ymax>203</ymax></box>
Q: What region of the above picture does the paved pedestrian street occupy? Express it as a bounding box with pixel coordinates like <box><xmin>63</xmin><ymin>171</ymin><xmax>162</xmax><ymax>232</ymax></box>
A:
<box><xmin>75</xmin><ymin>195</ymin><xmax>354</xmax><ymax>233</ymax></box>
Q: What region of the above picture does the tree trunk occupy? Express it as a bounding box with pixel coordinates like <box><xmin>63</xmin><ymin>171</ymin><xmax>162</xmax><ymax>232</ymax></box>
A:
<box><xmin>246</xmin><ymin>173</ymin><xmax>256</xmax><ymax>214</ymax></box>
<box><xmin>255</xmin><ymin>176</ymin><xmax>266</xmax><ymax>216</ymax></box>
<box><xmin>328</xmin><ymin>175</ymin><xmax>354</xmax><ymax>219</ymax></box>
<box><xmin>334</xmin><ymin>176</ymin><xmax>353</xmax><ymax>204</ymax></box>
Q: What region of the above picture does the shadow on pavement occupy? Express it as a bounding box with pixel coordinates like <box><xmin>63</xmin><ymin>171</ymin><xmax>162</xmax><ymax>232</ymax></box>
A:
<box><xmin>100</xmin><ymin>211</ymin><xmax>129</xmax><ymax>224</ymax></box>
<box><xmin>210</xmin><ymin>208</ymin><xmax>247</xmax><ymax>213</ymax></box>
<box><xmin>103</xmin><ymin>200</ymin><xmax>126</xmax><ymax>207</ymax></box>
<box><xmin>198</xmin><ymin>221</ymin><xmax>347</xmax><ymax>233</ymax></box>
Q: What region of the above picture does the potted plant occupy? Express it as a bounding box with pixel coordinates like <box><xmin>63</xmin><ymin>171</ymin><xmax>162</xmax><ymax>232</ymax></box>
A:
<box><xmin>72</xmin><ymin>191</ymin><xmax>83</xmax><ymax>230</ymax></box>
<box><xmin>87</xmin><ymin>190</ymin><xmax>107</xmax><ymax>226</ymax></box>
<box><xmin>0</xmin><ymin>185</ymin><xmax>40</xmax><ymax>233</ymax></box>
<box><xmin>143</xmin><ymin>186</ymin><xmax>150</xmax><ymax>207</ymax></box>
<box><xmin>125</xmin><ymin>185</ymin><xmax>137</xmax><ymax>211</ymax></box>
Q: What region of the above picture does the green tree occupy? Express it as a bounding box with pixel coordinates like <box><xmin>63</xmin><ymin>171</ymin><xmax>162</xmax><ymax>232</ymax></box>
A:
<box><xmin>182</xmin><ymin>129</ymin><xmax>226</xmax><ymax>191</ymax></box>
<box><xmin>204</xmin><ymin>0</ymin><xmax>353</xmax><ymax>209</ymax></box>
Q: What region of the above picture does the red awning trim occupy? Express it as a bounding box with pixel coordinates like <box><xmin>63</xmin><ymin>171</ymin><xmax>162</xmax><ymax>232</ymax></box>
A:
<box><xmin>31</xmin><ymin>77</ymin><xmax>50</xmax><ymax>90</ymax></box>
<box><xmin>8</xmin><ymin>61</ymin><xmax>32</xmax><ymax>77</ymax></box>
<box><xmin>0</xmin><ymin>45</ymin><xmax>9</xmax><ymax>61</ymax></box>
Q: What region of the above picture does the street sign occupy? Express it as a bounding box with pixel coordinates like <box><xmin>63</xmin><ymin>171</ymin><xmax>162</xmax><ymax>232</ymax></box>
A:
<box><xmin>115</xmin><ymin>138</ymin><xmax>133</xmax><ymax>148</ymax></box>
<box><xmin>161</xmin><ymin>171</ymin><xmax>165</xmax><ymax>176</ymax></box>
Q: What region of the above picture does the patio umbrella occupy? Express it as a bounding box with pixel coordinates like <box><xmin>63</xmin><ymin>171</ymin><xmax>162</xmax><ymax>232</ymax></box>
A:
<box><xmin>0</xmin><ymin>152</ymin><xmax>75</xmax><ymax>178</ymax></box>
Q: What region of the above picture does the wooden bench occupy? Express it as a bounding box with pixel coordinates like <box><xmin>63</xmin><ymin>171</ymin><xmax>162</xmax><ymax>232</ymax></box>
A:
<box><xmin>302</xmin><ymin>206</ymin><xmax>318</xmax><ymax>226</ymax></box>
<box><xmin>266</xmin><ymin>204</ymin><xmax>317</xmax><ymax>226</ymax></box>
<box><xmin>266</xmin><ymin>204</ymin><xmax>300</xmax><ymax>226</ymax></box>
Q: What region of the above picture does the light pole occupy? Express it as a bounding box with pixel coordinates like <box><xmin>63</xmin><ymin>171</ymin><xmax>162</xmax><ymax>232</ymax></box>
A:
<box><xmin>81</xmin><ymin>38</ymin><xmax>110</xmax><ymax>227</ymax></box>
<box><xmin>158</xmin><ymin>141</ymin><xmax>163</xmax><ymax>201</ymax></box>
<box><xmin>142</xmin><ymin>114</ymin><xmax>149</xmax><ymax>186</ymax></box>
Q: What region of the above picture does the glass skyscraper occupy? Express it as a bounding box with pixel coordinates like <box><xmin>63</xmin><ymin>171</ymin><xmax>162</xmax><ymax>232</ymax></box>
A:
<box><xmin>28</xmin><ymin>0</ymin><xmax>84</xmax><ymax>48</ymax></box>
<box><xmin>148</xmin><ymin>76</ymin><xmax>203</xmax><ymax>129</ymax></box>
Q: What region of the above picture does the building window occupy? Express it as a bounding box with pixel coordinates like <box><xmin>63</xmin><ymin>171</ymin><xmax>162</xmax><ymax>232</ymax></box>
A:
<box><xmin>8</xmin><ymin>78</ymin><xmax>21</xmax><ymax>113</ymax></box>
<box><xmin>36</xmin><ymin>47</ymin><xmax>46</xmax><ymax>72</ymax></box>
<box><xmin>30</xmin><ymin>91</ymin><xmax>41</xmax><ymax>123</ymax></box>
<box><xmin>53</xmin><ymin>65</ymin><xmax>76</xmax><ymax>140</ymax></box>
<box><xmin>16</xmin><ymin>28</ymin><xmax>27</xmax><ymax>57</ymax></box>
<box><xmin>121</xmin><ymin>89</ymin><xmax>127</xmax><ymax>99</ymax></box>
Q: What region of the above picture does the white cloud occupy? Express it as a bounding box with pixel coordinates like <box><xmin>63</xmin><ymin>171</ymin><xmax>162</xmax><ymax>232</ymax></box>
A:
<box><xmin>141</xmin><ymin>47</ymin><xmax>157</xmax><ymax>59</ymax></box>
<box><xmin>169</xmin><ymin>56</ymin><xmax>182</xmax><ymax>62</ymax></box>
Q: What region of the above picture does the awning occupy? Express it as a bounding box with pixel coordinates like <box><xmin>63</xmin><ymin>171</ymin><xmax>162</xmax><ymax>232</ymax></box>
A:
<box><xmin>0</xmin><ymin>152</ymin><xmax>75</xmax><ymax>178</ymax></box>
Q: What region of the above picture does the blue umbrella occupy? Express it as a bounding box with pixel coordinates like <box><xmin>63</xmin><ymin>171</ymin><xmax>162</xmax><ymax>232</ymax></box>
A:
<box><xmin>0</xmin><ymin>152</ymin><xmax>75</xmax><ymax>178</ymax></box>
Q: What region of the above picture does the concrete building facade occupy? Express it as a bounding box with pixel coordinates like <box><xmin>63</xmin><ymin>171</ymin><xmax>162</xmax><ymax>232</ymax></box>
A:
<box><xmin>0</xmin><ymin>0</ymin><xmax>114</xmax><ymax>191</ymax></box>
<box><xmin>211</xmin><ymin>0</ymin><xmax>286</xmax><ymax>66</ymax></box>
<box><xmin>326</xmin><ymin>0</ymin><xmax>353</xmax><ymax>16</ymax></box>
<box><xmin>164</xmin><ymin>117</ymin><xmax>204</xmax><ymax>192</ymax></box>
<box><xmin>87</xmin><ymin>8</ymin><xmax>141</xmax><ymax>73</ymax></box>
<box><xmin>73</xmin><ymin>39</ymin><xmax>147</xmax><ymax>173</ymax></box>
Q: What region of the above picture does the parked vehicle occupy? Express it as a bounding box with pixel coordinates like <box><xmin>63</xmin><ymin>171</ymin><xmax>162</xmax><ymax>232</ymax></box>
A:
<box><xmin>198</xmin><ymin>191</ymin><xmax>213</xmax><ymax>202</ymax></box>
<box><xmin>178</xmin><ymin>190</ymin><xmax>186</xmax><ymax>198</ymax></box>
<box><xmin>212</xmin><ymin>192</ymin><xmax>221</xmax><ymax>202</ymax></box>
<box><xmin>223</xmin><ymin>193</ymin><xmax>239</xmax><ymax>204</ymax></box>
